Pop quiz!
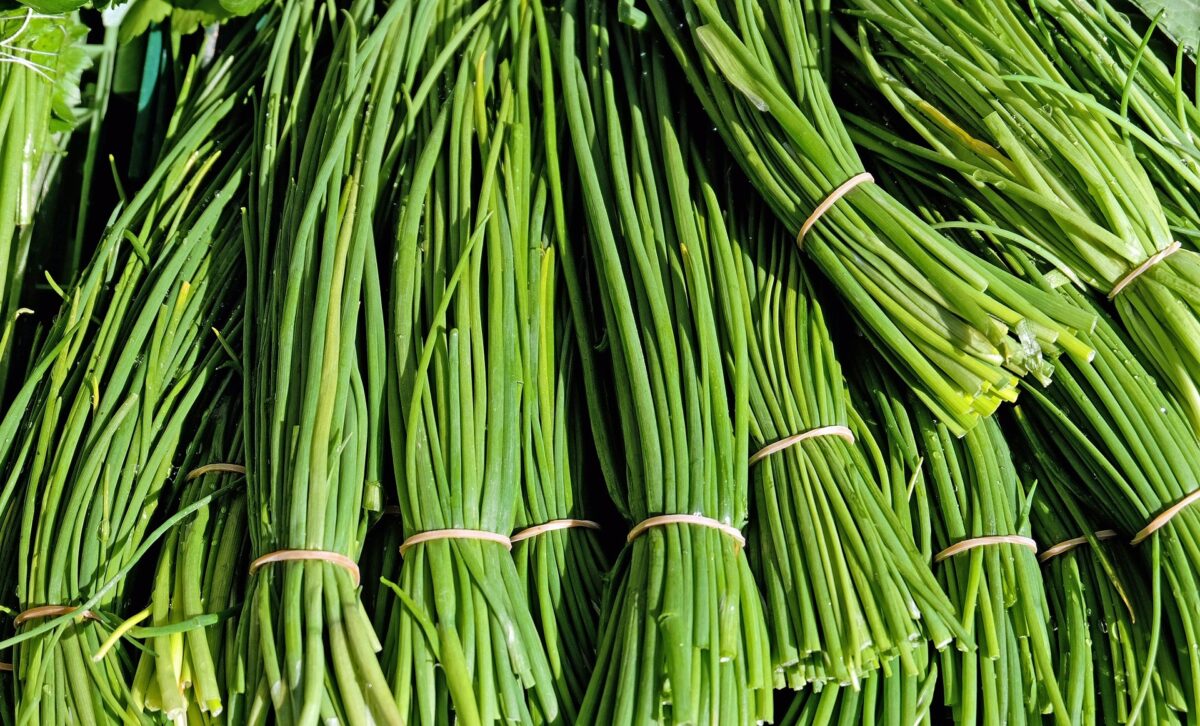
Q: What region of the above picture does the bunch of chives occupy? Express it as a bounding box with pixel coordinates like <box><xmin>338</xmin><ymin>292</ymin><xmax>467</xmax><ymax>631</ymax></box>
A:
<box><xmin>559</xmin><ymin>2</ymin><xmax>772</xmax><ymax>721</ymax></box>
<box><xmin>127</xmin><ymin>386</ymin><xmax>247</xmax><ymax>723</ymax></box>
<box><xmin>845</xmin><ymin>0</ymin><xmax>1200</xmax><ymax>433</ymax></box>
<box><xmin>355</xmin><ymin>0</ymin><xmax>486</xmax><ymax>637</ymax></box>
<box><xmin>719</xmin><ymin>178</ymin><xmax>965</xmax><ymax>688</ymax></box>
<box><xmin>858</xmin><ymin>125</ymin><xmax>1200</xmax><ymax>719</ymax></box>
<box><xmin>917</xmin><ymin>414</ymin><xmax>1066</xmax><ymax>723</ymax></box>
<box><xmin>0</xmin><ymin>15</ymin><xmax>257</xmax><ymax>713</ymax></box>
<box><xmin>633</xmin><ymin>0</ymin><xmax>1096</xmax><ymax>436</ymax></box>
<box><xmin>380</xmin><ymin>2</ymin><xmax>561</xmax><ymax>721</ymax></box>
<box><xmin>999</xmin><ymin>270</ymin><xmax>1200</xmax><ymax>716</ymax></box>
<box><xmin>239</xmin><ymin>0</ymin><xmax>410</xmax><ymax>721</ymax></box>
<box><xmin>1017</xmin><ymin>425</ymin><xmax>1184</xmax><ymax>724</ymax></box>
<box><xmin>847</xmin><ymin>335</ymin><xmax>1066</xmax><ymax>723</ymax></box>
<box><xmin>511</xmin><ymin>0</ymin><xmax>608</xmax><ymax>716</ymax></box>
<box><xmin>0</xmin><ymin>30</ymin><xmax>251</xmax><ymax>716</ymax></box>
<box><xmin>0</xmin><ymin>8</ymin><xmax>88</xmax><ymax>396</ymax></box>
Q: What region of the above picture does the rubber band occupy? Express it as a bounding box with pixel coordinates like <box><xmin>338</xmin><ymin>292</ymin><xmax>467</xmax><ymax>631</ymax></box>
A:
<box><xmin>249</xmin><ymin>549</ymin><xmax>361</xmax><ymax>586</ymax></box>
<box><xmin>511</xmin><ymin>519</ymin><xmax>601</xmax><ymax>544</ymax></box>
<box><xmin>0</xmin><ymin>663</ymin><xmax>11</xmax><ymax>672</ymax></box>
<box><xmin>1107</xmin><ymin>241</ymin><xmax>1181</xmax><ymax>299</ymax></box>
<box><xmin>186</xmin><ymin>462</ymin><xmax>246</xmax><ymax>480</ymax></box>
<box><xmin>626</xmin><ymin>514</ymin><xmax>746</xmax><ymax>548</ymax></box>
<box><xmin>1132</xmin><ymin>488</ymin><xmax>1200</xmax><ymax>545</ymax></box>
<box><xmin>398</xmin><ymin>529</ymin><xmax>512</xmax><ymax>557</ymax></box>
<box><xmin>934</xmin><ymin>535</ymin><xmax>1038</xmax><ymax>563</ymax></box>
<box><xmin>14</xmin><ymin>605</ymin><xmax>99</xmax><ymax>627</ymax></box>
<box><xmin>797</xmin><ymin>172</ymin><xmax>875</xmax><ymax>246</ymax></box>
<box><xmin>1038</xmin><ymin>529</ymin><xmax>1119</xmax><ymax>563</ymax></box>
<box><xmin>749</xmin><ymin>425</ymin><xmax>855</xmax><ymax>466</ymax></box>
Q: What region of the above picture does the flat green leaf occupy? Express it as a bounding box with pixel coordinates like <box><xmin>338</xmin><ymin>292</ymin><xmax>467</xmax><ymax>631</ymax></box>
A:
<box><xmin>118</xmin><ymin>0</ymin><xmax>170</xmax><ymax>44</ymax></box>
<box><xmin>1131</xmin><ymin>0</ymin><xmax>1200</xmax><ymax>54</ymax></box>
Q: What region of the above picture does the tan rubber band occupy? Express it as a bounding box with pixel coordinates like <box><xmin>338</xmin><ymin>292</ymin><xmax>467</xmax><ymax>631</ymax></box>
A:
<box><xmin>248</xmin><ymin>550</ymin><xmax>361</xmax><ymax>586</ymax></box>
<box><xmin>626</xmin><ymin>514</ymin><xmax>746</xmax><ymax>548</ymax></box>
<box><xmin>0</xmin><ymin>663</ymin><xmax>11</xmax><ymax>672</ymax></box>
<box><xmin>14</xmin><ymin>605</ymin><xmax>99</xmax><ymax>628</ymax></box>
<box><xmin>511</xmin><ymin>519</ymin><xmax>601</xmax><ymax>544</ymax></box>
<box><xmin>934</xmin><ymin>535</ymin><xmax>1038</xmax><ymax>563</ymax></box>
<box><xmin>749</xmin><ymin>425</ymin><xmax>855</xmax><ymax>466</ymax></box>
<box><xmin>398</xmin><ymin>529</ymin><xmax>512</xmax><ymax>557</ymax></box>
<box><xmin>1107</xmin><ymin>241</ymin><xmax>1181</xmax><ymax>299</ymax></box>
<box><xmin>186</xmin><ymin>463</ymin><xmax>246</xmax><ymax>480</ymax></box>
<box><xmin>1038</xmin><ymin>529</ymin><xmax>1119</xmax><ymax>563</ymax></box>
<box><xmin>1132</xmin><ymin>488</ymin><xmax>1200</xmax><ymax>545</ymax></box>
<box><xmin>797</xmin><ymin>172</ymin><xmax>875</xmax><ymax>246</ymax></box>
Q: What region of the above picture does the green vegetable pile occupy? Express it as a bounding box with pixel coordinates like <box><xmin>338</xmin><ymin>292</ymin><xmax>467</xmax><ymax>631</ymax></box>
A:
<box><xmin>6</xmin><ymin>0</ymin><xmax>1200</xmax><ymax>723</ymax></box>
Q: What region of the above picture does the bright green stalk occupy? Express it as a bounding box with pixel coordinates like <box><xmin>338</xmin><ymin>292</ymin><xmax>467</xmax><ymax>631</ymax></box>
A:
<box><xmin>636</xmin><ymin>0</ymin><xmax>1095</xmax><ymax>436</ymax></box>
<box><xmin>559</xmin><ymin>2</ymin><xmax>772</xmax><ymax>721</ymax></box>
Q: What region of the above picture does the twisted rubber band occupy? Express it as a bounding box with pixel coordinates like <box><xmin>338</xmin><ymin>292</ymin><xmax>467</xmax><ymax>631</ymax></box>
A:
<box><xmin>249</xmin><ymin>550</ymin><xmax>361</xmax><ymax>587</ymax></box>
<box><xmin>1132</xmin><ymin>488</ymin><xmax>1200</xmax><ymax>545</ymax></box>
<box><xmin>511</xmin><ymin>519</ymin><xmax>601</xmax><ymax>544</ymax></box>
<box><xmin>749</xmin><ymin>425</ymin><xmax>855</xmax><ymax>466</ymax></box>
<box><xmin>1038</xmin><ymin>529</ymin><xmax>1119</xmax><ymax>563</ymax></box>
<box><xmin>14</xmin><ymin>605</ymin><xmax>99</xmax><ymax>628</ymax></box>
<box><xmin>797</xmin><ymin>172</ymin><xmax>875</xmax><ymax>246</ymax></box>
<box><xmin>934</xmin><ymin>535</ymin><xmax>1038</xmax><ymax>563</ymax></box>
<box><xmin>626</xmin><ymin>514</ymin><xmax>745</xmax><ymax>548</ymax></box>
<box><xmin>186</xmin><ymin>463</ymin><xmax>246</xmax><ymax>480</ymax></box>
<box><xmin>1107</xmin><ymin>241</ymin><xmax>1181</xmax><ymax>299</ymax></box>
<box><xmin>398</xmin><ymin>529</ymin><xmax>512</xmax><ymax>557</ymax></box>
